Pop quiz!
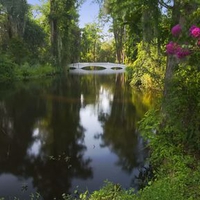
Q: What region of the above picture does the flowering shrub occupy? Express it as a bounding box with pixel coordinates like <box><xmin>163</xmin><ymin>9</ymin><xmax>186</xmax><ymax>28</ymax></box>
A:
<box><xmin>166</xmin><ymin>41</ymin><xmax>190</xmax><ymax>59</ymax></box>
<box><xmin>171</xmin><ymin>24</ymin><xmax>182</xmax><ymax>36</ymax></box>
<box><xmin>166</xmin><ymin>24</ymin><xmax>200</xmax><ymax>59</ymax></box>
<box><xmin>176</xmin><ymin>48</ymin><xmax>190</xmax><ymax>59</ymax></box>
<box><xmin>190</xmin><ymin>25</ymin><xmax>200</xmax><ymax>38</ymax></box>
<box><xmin>166</xmin><ymin>42</ymin><xmax>179</xmax><ymax>54</ymax></box>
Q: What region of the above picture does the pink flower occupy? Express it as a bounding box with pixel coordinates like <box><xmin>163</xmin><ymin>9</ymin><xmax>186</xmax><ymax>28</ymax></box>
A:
<box><xmin>171</xmin><ymin>24</ymin><xmax>182</xmax><ymax>36</ymax></box>
<box><xmin>190</xmin><ymin>26</ymin><xmax>200</xmax><ymax>38</ymax></box>
<box><xmin>191</xmin><ymin>28</ymin><xmax>200</xmax><ymax>38</ymax></box>
<box><xmin>166</xmin><ymin>42</ymin><xmax>179</xmax><ymax>54</ymax></box>
<box><xmin>166</xmin><ymin>42</ymin><xmax>190</xmax><ymax>59</ymax></box>
<box><xmin>189</xmin><ymin>25</ymin><xmax>197</xmax><ymax>33</ymax></box>
<box><xmin>175</xmin><ymin>48</ymin><xmax>190</xmax><ymax>59</ymax></box>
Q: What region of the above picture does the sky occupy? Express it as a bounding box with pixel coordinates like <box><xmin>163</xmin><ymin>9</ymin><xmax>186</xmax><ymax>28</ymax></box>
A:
<box><xmin>27</xmin><ymin>0</ymin><xmax>100</xmax><ymax>28</ymax></box>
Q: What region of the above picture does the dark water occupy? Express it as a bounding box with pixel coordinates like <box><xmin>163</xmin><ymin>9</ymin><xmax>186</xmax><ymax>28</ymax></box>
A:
<box><xmin>0</xmin><ymin>73</ymin><xmax>154</xmax><ymax>199</ymax></box>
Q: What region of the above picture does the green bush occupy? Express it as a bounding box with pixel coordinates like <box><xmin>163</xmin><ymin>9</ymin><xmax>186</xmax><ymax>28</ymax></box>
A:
<box><xmin>89</xmin><ymin>181</ymin><xmax>134</xmax><ymax>200</ymax></box>
<box><xmin>133</xmin><ymin>177</ymin><xmax>185</xmax><ymax>200</ymax></box>
<box><xmin>163</xmin><ymin>64</ymin><xmax>200</xmax><ymax>151</ymax></box>
<box><xmin>128</xmin><ymin>42</ymin><xmax>165</xmax><ymax>90</ymax></box>
<box><xmin>138</xmin><ymin>106</ymin><xmax>200</xmax><ymax>200</ymax></box>
<box><xmin>0</xmin><ymin>55</ymin><xmax>16</xmax><ymax>81</ymax></box>
<box><xmin>15</xmin><ymin>62</ymin><xmax>57</xmax><ymax>80</ymax></box>
<box><xmin>7</xmin><ymin>37</ymin><xmax>29</xmax><ymax>65</ymax></box>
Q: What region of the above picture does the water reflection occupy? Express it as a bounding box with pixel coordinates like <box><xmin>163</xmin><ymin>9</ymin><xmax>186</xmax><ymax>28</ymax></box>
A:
<box><xmin>0</xmin><ymin>74</ymin><xmax>154</xmax><ymax>199</ymax></box>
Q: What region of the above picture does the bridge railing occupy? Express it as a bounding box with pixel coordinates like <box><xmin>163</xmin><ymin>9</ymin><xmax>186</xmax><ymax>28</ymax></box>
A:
<box><xmin>68</xmin><ymin>62</ymin><xmax>126</xmax><ymax>74</ymax></box>
<box><xmin>69</xmin><ymin>62</ymin><xmax>126</xmax><ymax>69</ymax></box>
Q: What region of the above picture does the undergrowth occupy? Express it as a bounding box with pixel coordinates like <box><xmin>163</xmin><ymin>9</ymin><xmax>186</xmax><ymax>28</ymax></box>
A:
<box><xmin>0</xmin><ymin>55</ymin><xmax>61</xmax><ymax>82</ymax></box>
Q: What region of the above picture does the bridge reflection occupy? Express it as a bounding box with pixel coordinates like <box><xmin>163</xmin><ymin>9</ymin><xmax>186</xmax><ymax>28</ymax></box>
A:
<box><xmin>68</xmin><ymin>62</ymin><xmax>126</xmax><ymax>74</ymax></box>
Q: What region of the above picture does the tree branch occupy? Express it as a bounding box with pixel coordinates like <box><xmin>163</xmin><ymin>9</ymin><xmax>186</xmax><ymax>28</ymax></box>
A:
<box><xmin>158</xmin><ymin>0</ymin><xmax>173</xmax><ymax>9</ymax></box>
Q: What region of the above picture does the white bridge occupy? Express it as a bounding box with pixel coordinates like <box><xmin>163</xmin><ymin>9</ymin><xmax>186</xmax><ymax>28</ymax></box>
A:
<box><xmin>68</xmin><ymin>62</ymin><xmax>126</xmax><ymax>74</ymax></box>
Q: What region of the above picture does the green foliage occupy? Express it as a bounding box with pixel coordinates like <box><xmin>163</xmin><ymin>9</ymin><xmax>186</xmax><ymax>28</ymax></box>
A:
<box><xmin>89</xmin><ymin>181</ymin><xmax>134</xmax><ymax>200</ymax></box>
<box><xmin>162</xmin><ymin>64</ymin><xmax>200</xmax><ymax>152</ymax></box>
<box><xmin>23</xmin><ymin>18</ymin><xmax>47</xmax><ymax>63</ymax></box>
<box><xmin>48</xmin><ymin>0</ymin><xmax>81</xmax><ymax>66</ymax></box>
<box><xmin>127</xmin><ymin>42</ymin><xmax>165</xmax><ymax>90</ymax></box>
<box><xmin>15</xmin><ymin>63</ymin><xmax>57</xmax><ymax>80</ymax></box>
<box><xmin>61</xmin><ymin>181</ymin><xmax>135</xmax><ymax>200</ymax></box>
<box><xmin>7</xmin><ymin>37</ymin><xmax>29</xmax><ymax>65</ymax></box>
<box><xmin>29</xmin><ymin>192</ymin><xmax>41</xmax><ymax>200</ymax></box>
<box><xmin>138</xmin><ymin>107</ymin><xmax>200</xmax><ymax>200</ymax></box>
<box><xmin>0</xmin><ymin>55</ymin><xmax>16</xmax><ymax>81</ymax></box>
<box><xmin>0</xmin><ymin>0</ymin><xmax>29</xmax><ymax>38</ymax></box>
<box><xmin>98</xmin><ymin>41</ymin><xmax>116</xmax><ymax>62</ymax></box>
<box><xmin>133</xmin><ymin>177</ymin><xmax>186</xmax><ymax>200</ymax></box>
<box><xmin>0</xmin><ymin>0</ymin><xmax>81</xmax><ymax>68</ymax></box>
<box><xmin>62</xmin><ymin>189</ymin><xmax>89</xmax><ymax>200</ymax></box>
<box><xmin>138</xmin><ymin>55</ymin><xmax>200</xmax><ymax>198</ymax></box>
<box><xmin>80</xmin><ymin>23</ymin><xmax>102</xmax><ymax>62</ymax></box>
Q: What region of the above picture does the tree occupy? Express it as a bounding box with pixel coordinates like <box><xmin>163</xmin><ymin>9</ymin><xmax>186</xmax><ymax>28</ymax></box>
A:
<box><xmin>163</xmin><ymin>0</ymin><xmax>200</xmax><ymax>98</ymax></box>
<box><xmin>101</xmin><ymin>0</ymin><xmax>125</xmax><ymax>63</ymax></box>
<box><xmin>0</xmin><ymin>0</ymin><xmax>48</xmax><ymax>65</ymax></box>
<box><xmin>48</xmin><ymin>0</ymin><xmax>81</xmax><ymax>67</ymax></box>
<box><xmin>23</xmin><ymin>18</ymin><xmax>47</xmax><ymax>63</ymax></box>
<box><xmin>98</xmin><ymin>40</ymin><xmax>115</xmax><ymax>62</ymax></box>
<box><xmin>0</xmin><ymin>0</ymin><xmax>28</xmax><ymax>39</ymax></box>
<box><xmin>80</xmin><ymin>23</ymin><xmax>102</xmax><ymax>62</ymax></box>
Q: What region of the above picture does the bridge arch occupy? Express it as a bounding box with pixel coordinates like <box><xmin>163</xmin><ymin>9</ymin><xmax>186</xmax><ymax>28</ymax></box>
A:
<box><xmin>68</xmin><ymin>62</ymin><xmax>126</xmax><ymax>74</ymax></box>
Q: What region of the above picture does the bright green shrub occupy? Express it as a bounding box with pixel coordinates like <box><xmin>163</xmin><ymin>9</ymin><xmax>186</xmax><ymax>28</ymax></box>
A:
<box><xmin>162</xmin><ymin>64</ymin><xmax>200</xmax><ymax>152</ymax></box>
<box><xmin>133</xmin><ymin>177</ymin><xmax>185</xmax><ymax>200</ymax></box>
<box><xmin>127</xmin><ymin>42</ymin><xmax>165</xmax><ymax>90</ymax></box>
<box><xmin>15</xmin><ymin>62</ymin><xmax>56</xmax><ymax>80</ymax></box>
<box><xmin>138</xmin><ymin>108</ymin><xmax>200</xmax><ymax>200</ymax></box>
<box><xmin>89</xmin><ymin>181</ymin><xmax>134</xmax><ymax>200</ymax></box>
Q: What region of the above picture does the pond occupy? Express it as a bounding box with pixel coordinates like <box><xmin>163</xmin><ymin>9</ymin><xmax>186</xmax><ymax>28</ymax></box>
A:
<box><xmin>0</xmin><ymin>72</ymin><xmax>155</xmax><ymax>199</ymax></box>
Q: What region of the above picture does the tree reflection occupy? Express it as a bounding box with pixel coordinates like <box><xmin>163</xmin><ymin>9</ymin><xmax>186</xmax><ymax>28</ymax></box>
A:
<box><xmin>97</xmin><ymin>74</ymin><xmax>151</xmax><ymax>174</ymax></box>
<box><xmin>0</xmin><ymin>77</ymin><xmax>92</xmax><ymax>199</ymax></box>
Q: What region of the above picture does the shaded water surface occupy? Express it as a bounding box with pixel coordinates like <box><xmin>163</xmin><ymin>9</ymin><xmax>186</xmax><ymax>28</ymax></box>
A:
<box><xmin>0</xmin><ymin>74</ymin><xmax>154</xmax><ymax>199</ymax></box>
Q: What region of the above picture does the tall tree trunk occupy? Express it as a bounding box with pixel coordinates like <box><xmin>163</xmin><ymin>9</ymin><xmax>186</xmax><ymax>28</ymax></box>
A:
<box><xmin>163</xmin><ymin>1</ymin><xmax>198</xmax><ymax>98</ymax></box>
<box><xmin>113</xmin><ymin>19</ymin><xmax>124</xmax><ymax>64</ymax></box>
<box><xmin>163</xmin><ymin>0</ymin><xmax>181</xmax><ymax>99</ymax></box>
<box><xmin>7</xmin><ymin>15</ymin><xmax>13</xmax><ymax>39</ymax></box>
<box><xmin>5</xmin><ymin>0</ymin><xmax>28</xmax><ymax>39</ymax></box>
<box><xmin>93</xmin><ymin>40</ymin><xmax>96</xmax><ymax>62</ymax></box>
<box><xmin>50</xmin><ymin>0</ymin><xmax>59</xmax><ymax>66</ymax></box>
<box><xmin>163</xmin><ymin>55</ymin><xmax>178</xmax><ymax>97</ymax></box>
